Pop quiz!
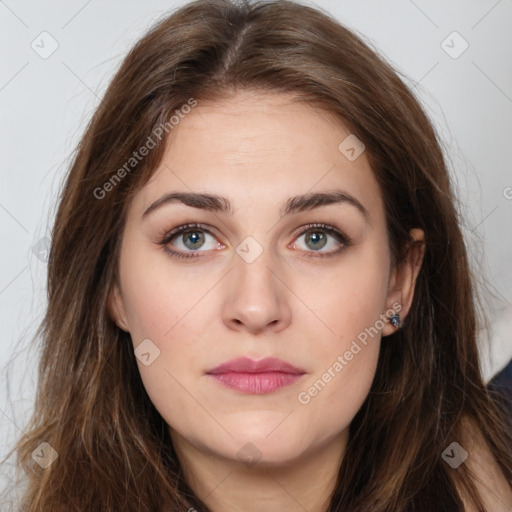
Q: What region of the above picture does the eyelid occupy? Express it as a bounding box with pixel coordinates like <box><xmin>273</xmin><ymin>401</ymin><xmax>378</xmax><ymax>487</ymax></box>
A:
<box><xmin>159</xmin><ymin>223</ymin><xmax>220</xmax><ymax>246</ymax></box>
<box><xmin>158</xmin><ymin>222</ymin><xmax>351</xmax><ymax>259</ymax></box>
<box><xmin>159</xmin><ymin>223</ymin><xmax>221</xmax><ymax>259</ymax></box>
<box><xmin>290</xmin><ymin>223</ymin><xmax>351</xmax><ymax>257</ymax></box>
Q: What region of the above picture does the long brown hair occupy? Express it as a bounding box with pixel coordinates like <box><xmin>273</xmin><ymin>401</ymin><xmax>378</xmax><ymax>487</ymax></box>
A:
<box><xmin>3</xmin><ymin>0</ymin><xmax>511</xmax><ymax>510</ymax></box>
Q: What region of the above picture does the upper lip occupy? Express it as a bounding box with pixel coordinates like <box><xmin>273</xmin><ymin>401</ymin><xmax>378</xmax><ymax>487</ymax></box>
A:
<box><xmin>207</xmin><ymin>357</ymin><xmax>306</xmax><ymax>375</ymax></box>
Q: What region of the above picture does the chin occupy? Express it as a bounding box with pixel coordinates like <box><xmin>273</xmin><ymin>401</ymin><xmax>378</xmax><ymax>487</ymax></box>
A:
<box><xmin>227</xmin><ymin>428</ymin><xmax>313</xmax><ymax>464</ymax></box>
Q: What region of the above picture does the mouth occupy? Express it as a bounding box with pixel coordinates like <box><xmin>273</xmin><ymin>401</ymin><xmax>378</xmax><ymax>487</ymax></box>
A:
<box><xmin>206</xmin><ymin>357</ymin><xmax>306</xmax><ymax>394</ymax></box>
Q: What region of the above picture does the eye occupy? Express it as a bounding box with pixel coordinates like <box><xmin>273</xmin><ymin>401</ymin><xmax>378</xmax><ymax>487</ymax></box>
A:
<box><xmin>159</xmin><ymin>223</ymin><xmax>221</xmax><ymax>259</ymax></box>
<box><xmin>158</xmin><ymin>222</ymin><xmax>351</xmax><ymax>260</ymax></box>
<box><xmin>291</xmin><ymin>223</ymin><xmax>351</xmax><ymax>258</ymax></box>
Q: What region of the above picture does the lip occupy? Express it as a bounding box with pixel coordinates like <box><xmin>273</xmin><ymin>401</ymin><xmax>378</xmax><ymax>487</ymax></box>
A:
<box><xmin>206</xmin><ymin>357</ymin><xmax>306</xmax><ymax>394</ymax></box>
<box><xmin>207</xmin><ymin>356</ymin><xmax>305</xmax><ymax>375</ymax></box>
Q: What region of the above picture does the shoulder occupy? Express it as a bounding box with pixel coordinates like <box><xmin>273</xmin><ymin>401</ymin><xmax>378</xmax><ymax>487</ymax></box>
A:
<box><xmin>456</xmin><ymin>416</ymin><xmax>512</xmax><ymax>512</ymax></box>
<box><xmin>488</xmin><ymin>358</ymin><xmax>512</xmax><ymax>411</ymax></box>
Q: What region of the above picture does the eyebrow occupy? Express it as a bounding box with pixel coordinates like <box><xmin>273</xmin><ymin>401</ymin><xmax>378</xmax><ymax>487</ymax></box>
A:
<box><xmin>142</xmin><ymin>189</ymin><xmax>370</xmax><ymax>222</ymax></box>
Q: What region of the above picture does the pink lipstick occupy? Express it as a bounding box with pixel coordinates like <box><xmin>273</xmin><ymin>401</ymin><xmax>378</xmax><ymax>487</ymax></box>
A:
<box><xmin>206</xmin><ymin>357</ymin><xmax>306</xmax><ymax>394</ymax></box>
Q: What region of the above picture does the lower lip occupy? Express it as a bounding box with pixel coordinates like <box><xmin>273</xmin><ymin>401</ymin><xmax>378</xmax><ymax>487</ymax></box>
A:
<box><xmin>208</xmin><ymin>372</ymin><xmax>304</xmax><ymax>394</ymax></box>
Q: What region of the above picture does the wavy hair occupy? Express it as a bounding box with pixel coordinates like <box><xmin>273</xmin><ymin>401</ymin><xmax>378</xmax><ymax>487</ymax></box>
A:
<box><xmin>3</xmin><ymin>0</ymin><xmax>512</xmax><ymax>510</ymax></box>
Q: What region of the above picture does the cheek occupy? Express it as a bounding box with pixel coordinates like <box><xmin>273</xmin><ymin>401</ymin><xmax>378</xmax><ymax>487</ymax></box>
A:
<box><xmin>296</xmin><ymin>343</ymin><xmax>379</xmax><ymax>444</ymax></box>
<box><xmin>118</xmin><ymin>241</ymin><xmax>209</xmax><ymax>342</ymax></box>
<box><xmin>295</xmin><ymin>293</ymin><xmax>382</xmax><ymax>437</ymax></box>
<box><xmin>296</xmin><ymin>241</ymin><xmax>389</xmax><ymax>344</ymax></box>
<box><xmin>122</xmin><ymin>282</ymin><xmax>208</xmax><ymax>434</ymax></box>
<box><xmin>117</xmin><ymin>247</ymin><xmax>217</xmax><ymax>423</ymax></box>
<box><xmin>293</xmin><ymin>245</ymin><xmax>387</xmax><ymax>423</ymax></box>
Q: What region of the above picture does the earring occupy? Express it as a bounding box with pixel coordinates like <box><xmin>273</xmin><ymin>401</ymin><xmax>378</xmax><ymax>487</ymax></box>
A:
<box><xmin>389</xmin><ymin>313</ymin><xmax>401</xmax><ymax>328</ymax></box>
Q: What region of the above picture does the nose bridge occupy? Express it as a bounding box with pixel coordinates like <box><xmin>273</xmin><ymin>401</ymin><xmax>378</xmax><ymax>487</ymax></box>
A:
<box><xmin>223</xmin><ymin>234</ymin><xmax>291</xmax><ymax>332</ymax></box>
<box><xmin>233</xmin><ymin>234</ymin><xmax>281</xmax><ymax>303</ymax></box>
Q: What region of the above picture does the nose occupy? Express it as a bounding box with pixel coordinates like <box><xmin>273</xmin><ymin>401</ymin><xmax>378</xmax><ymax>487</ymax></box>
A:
<box><xmin>222</xmin><ymin>245</ymin><xmax>292</xmax><ymax>335</ymax></box>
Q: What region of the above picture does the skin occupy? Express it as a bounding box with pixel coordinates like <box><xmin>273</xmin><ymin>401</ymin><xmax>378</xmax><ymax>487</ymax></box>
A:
<box><xmin>108</xmin><ymin>90</ymin><xmax>425</xmax><ymax>512</ymax></box>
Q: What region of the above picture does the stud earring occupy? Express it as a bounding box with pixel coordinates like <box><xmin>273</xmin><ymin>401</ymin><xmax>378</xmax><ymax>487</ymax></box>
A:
<box><xmin>389</xmin><ymin>313</ymin><xmax>401</xmax><ymax>328</ymax></box>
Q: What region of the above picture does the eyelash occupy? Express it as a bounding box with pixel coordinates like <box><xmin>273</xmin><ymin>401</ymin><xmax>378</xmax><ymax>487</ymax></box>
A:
<box><xmin>158</xmin><ymin>222</ymin><xmax>352</xmax><ymax>260</ymax></box>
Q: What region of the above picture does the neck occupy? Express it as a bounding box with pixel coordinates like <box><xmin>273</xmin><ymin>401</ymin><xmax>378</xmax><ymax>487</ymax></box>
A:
<box><xmin>170</xmin><ymin>428</ymin><xmax>348</xmax><ymax>512</ymax></box>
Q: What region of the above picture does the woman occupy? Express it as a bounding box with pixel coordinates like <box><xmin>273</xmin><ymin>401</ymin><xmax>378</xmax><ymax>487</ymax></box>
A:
<box><xmin>4</xmin><ymin>0</ymin><xmax>512</xmax><ymax>510</ymax></box>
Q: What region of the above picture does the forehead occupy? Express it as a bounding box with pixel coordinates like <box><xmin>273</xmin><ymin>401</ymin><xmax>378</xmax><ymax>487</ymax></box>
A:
<box><xmin>131</xmin><ymin>91</ymin><xmax>384</xmax><ymax>223</ymax></box>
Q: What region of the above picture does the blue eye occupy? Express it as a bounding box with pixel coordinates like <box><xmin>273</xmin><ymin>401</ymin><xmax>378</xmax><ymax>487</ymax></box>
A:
<box><xmin>159</xmin><ymin>223</ymin><xmax>220</xmax><ymax>260</ymax></box>
<box><xmin>292</xmin><ymin>223</ymin><xmax>350</xmax><ymax>255</ymax></box>
<box><xmin>159</xmin><ymin>222</ymin><xmax>351</xmax><ymax>260</ymax></box>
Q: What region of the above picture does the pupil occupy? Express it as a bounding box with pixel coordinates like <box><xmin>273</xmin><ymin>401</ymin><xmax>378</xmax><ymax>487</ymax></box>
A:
<box><xmin>307</xmin><ymin>231</ymin><xmax>326</xmax><ymax>250</ymax></box>
<box><xmin>184</xmin><ymin>231</ymin><xmax>204</xmax><ymax>249</ymax></box>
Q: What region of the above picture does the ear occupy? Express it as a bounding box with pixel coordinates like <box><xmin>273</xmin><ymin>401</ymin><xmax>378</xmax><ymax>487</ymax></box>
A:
<box><xmin>382</xmin><ymin>228</ymin><xmax>425</xmax><ymax>337</ymax></box>
<box><xmin>107</xmin><ymin>282</ymin><xmax>130</xmax><ymax>332</ymax></box>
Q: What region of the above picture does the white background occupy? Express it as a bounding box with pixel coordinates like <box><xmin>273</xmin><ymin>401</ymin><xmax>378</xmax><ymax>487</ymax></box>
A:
<box><xmin>1</xmin><ymin>0</ymin><xmax>512</xmax><ymax>499</ymax></box>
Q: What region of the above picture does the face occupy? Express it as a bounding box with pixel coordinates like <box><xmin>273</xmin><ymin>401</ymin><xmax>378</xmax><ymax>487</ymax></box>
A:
<box><xmin>108</xmin><ymin>90</ymin><xmax>417</xmax><ymax>468</ymax></box>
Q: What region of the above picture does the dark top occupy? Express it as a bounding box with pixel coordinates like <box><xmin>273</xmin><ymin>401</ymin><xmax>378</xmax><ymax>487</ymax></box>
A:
<box><xmin>487</xmin><ymin>357</ymin><xmax>512</xmax><ymax>420</ymax></box>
